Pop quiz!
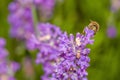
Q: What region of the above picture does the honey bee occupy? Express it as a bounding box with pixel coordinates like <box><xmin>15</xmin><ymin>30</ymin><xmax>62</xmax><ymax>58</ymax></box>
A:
<box><xmin>88</xmin><ymin>20</ymin><xmax>100</xmax><ymax>34</ymax></box>
<box><xmin>83</xmin><ymin>21</ymin><xmax>100</xmax><ymax>34</ymax></box>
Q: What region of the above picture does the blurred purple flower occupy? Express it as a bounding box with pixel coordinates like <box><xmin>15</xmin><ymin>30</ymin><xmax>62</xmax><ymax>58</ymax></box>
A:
<box><xmin>0</xmin><ymin>38</ymin><xmax>20</xmax><ymax>80</ymax></box>
<box><xmin>10</xmin><ymin>62</ymin><xmax>20</xmax><ymax>72</ymax></box>
<box><xmin>26</xmin><ymin>23</ymin><xmax>62</xmax><ymax>50</ymax></box>
<box><xmin>111</xmin><ymin>0</ymin><xmax>120</xmax><ymax>12</ymax></box>
<box><xmin>27</xmin><ymin>23</ymin><xmax>62</xmax><ymax>79</ymax></box>
<box><xmin>8</xmin><ymin>1</ymin><xmax>34</xmax><ymax>39</ymax></box>
<box><xmin>0</xmin><ymin>38</ymin><xmax>8</xmax><ymax>61</ymax></box>
<box><xmin>107</xmin><ymin>26</ymin><xmax>117</xmax><ymax>38</ymax></box>
<box><xmin>8</xmin><ymin>0</ymin><xmax>56</xmax><ymax>39</ymax></box>
<box><xmin>0</xmin><ymin>38</ymin><xmax>6</xmax><ymax>47</ymax></box>
<box><xmin>34</xmin><ymin>0</ymin><xmax>56</xmax><ymax>21</ymax></box>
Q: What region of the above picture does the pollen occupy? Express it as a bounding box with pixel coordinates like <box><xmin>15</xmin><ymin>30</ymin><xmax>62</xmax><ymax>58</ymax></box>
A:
<box><xmin>76</xmin><ymin>50</ymin><xmax>81</xmax><ymax>59</ymax></box>
<box><xmin>75</xmin><ymin>37</ymin><xmax>81</xmax><ymax>46</ymax></box>
<box><xmin>38</xmin><ymin>35</ymin><xmax>51</xmax><ymax>41</ymax></box>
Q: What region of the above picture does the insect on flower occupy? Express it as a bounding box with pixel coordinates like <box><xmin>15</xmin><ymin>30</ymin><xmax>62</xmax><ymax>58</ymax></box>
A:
<box><xmin>88</xmin><ymin>21</ymin><xmax>100</xmax><ymax>34</ymax></box>
<box><xmin>83</xmin><ymin>21</ymin><xmax>100</xmax><ymax>35</ymax></box>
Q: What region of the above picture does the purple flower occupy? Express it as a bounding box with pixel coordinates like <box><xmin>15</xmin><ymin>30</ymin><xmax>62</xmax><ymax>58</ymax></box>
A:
<box><xmin>35</xmin><ymin>23</ymin><xmax>62</xmax><ymax>80</ymax></box>
<box><xmin>10</xmin><ymin>62</ymin><xmax>20</xmax><ymax>72</ymax></box>
<box><xmin>0</xmin><ymin>62</ymin><xmax>7</xmax><ymax>74</ymax></box>
<box><xmin>107</xmin><ymin>26</ymin><xmax>117</xmax><ymax>38</ymax></box>
<box><xmin>0</xmin><ymin>38</ymin><xmax>6</xmax><ymax>47</ymax></box>
<box><xmin>8</xmin><ymin>0</ymin><xmax>34</xmax><ymax>39</ymax></box>
<box><xmin>27</xmin><ymin>23</ymin><xmax>62</xmax><ymax>79</ymax></box>
<box><xmin>34</xmin><ymin>0</ymin><xmax>56</xmax><ymax>20</ymax></box>
<box><xmin>111</xmin><ymin>0</ymin><xmax>120</xmax><ymax>12</ymax></box>
<box><xmin>28</xmin><ymin>24</ymin><xmax>96</xmax><ymax>80</ymax></box>
<box><xmin>26</xmin><ymin>23</ymin><xmax>62</xmax><ymax>50</ymax></box>
<box><xmin>0</xmin><ymin>38</ymin><xmax>20</xmax><ymax>80</ymax></box>
<box><xmin>0</xmin><ymin>48</ymin><xmax>8</xmax><ymax>61</ymax></box>
<box><xmin>8</xmin><ymin>76</ymin><xmax>16</xmax><ymax>80</ymax></box>
<box><xmin>0</xmin><ymin>38</ymin><xmax>8</xmax><ymax>61</ymax></box>
<box><xmin>34</xmin><ymin>0</ymin><xmax>55</xmax><ymax>9</ymax></box>
<box><xmin>8</xmin><ymin>0</ymin><xmax>56</xmax><ymax>40</ymax></box>
<box><xmin>52</xmin><ymin>27</ymin><xmax>95</xmax><ymax>80</ymax></box>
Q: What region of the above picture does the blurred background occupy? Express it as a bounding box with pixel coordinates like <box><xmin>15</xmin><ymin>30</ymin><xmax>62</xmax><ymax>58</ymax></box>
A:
<box><xmin>0</xmin><ymin>0</ymin><xmax>120</xmax><ymax>80</ymax></box>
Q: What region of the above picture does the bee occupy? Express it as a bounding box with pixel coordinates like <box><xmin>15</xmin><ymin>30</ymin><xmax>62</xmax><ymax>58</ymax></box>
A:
<box><xmin>88</xmin><ymin>20</ymin><xmax>100</xmax><ymax>34</ymax></box>
<box><xmin>83</xmin><ymin>21</ymin><xmax>100</xmax><ymax>34</ymax></box>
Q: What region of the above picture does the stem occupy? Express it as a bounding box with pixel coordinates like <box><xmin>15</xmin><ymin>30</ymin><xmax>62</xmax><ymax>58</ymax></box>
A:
<box><xmin>32</xmin><ymin>5</ymin><xmax>39</xmax><ymax>36</ymax></box>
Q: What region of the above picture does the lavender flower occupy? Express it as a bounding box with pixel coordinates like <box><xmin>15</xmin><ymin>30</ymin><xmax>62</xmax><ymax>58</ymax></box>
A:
<box><xmin>0</xmin><ymin>38</ymin><xmax>6</xmax><ymax>47</ymax></box>
<box><xmin>111</xmin><ymin>0</ymin><xmax>120</xmax><ymax>12</ymax></box>
<box><xmin>8</xmin><ymin>0</ymin><xmax>34</xmax><ymax>39</ymax></box>
<box><xmin>10</xmin><ymin>62</ymin><xmax>20</xmax><ymax>73</ymax></box>
<box><xmin>0</xmin><ymin>38</ymin><xmax>20</xmax><ymax>80</ymax></box>
<box><xmin>107</xmin><ymin>26</ymin><xmax>117</xmax><ymax>38</ymax></box>
<box><xmin>34</xmin><ymin>0</ymin><xmax>56</xmax><ymax>21</ymax></box>
<box><xmin>8</xmin><ymin>0</ymin><xmax>56</xmax><ymax>39</ymax></box>
<box><xmin>26</xmin><ymin>23</ymin><xmax>62</xmax><ymax>79</ymax></box>
<box><xmin>0</xmin><ymin>38</ymin><xmax>8</xmax><ymax>61</ymax></box>
<box><xmin>27</xmin><ymin>22</ymin><xmax>97</xmax><ymax>80</ymax></box>
<box><xmin>52</xmin><ymin>27</ymin><xmax>95</xmax><ymax>80</ymax></box>
<box><xmin>26</xmin><ymin>23</ymin><xmax>62</xmax><ymax>50</ymax></box>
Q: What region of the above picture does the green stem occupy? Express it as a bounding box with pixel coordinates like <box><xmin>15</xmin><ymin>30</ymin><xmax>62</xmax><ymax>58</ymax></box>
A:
<box><xmin>32</xmin><ymin>5</ymin><xmax>39</xmax><ymax>36</ymax></box>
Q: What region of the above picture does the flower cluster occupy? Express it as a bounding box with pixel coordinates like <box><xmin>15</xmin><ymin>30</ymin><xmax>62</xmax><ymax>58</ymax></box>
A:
<box><xmin>34</xmin><ymin>0</ymin><xmax>56</xmax><ymax>20</ymax></box>
<box><xmin>8</xmin><ymin>0</ymin><xmax>34</xmax><ymax>39</ymax></box>
<box><xmin>51</xmin><ymin>27</ymin><xmax>94</xmax><ymax>80</ymax></box>
<box><xmin>26</xmin><ymin>23</ymin><xmax>62</xmax><ymax>79</ymax></box>
<box><xmin>8</xmin><ymin>0</ymin><xmax>56</xmax><ymax>39</ymax></box>
<box><xmin>27</xmin><ymin>22</ymin><xmax>97</xmax><ymax>80</ymax></box>
<box><xmin>0</xmin><ymin>38</ymin><xmax>20</xmax><ymax>80</ymax></box>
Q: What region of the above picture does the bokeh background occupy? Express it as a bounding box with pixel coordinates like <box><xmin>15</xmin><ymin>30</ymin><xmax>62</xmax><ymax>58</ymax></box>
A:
<box><xmin>0</xmin><ymin>0</ymin><xmax>120</xmax><ymax>80</ymax></box>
